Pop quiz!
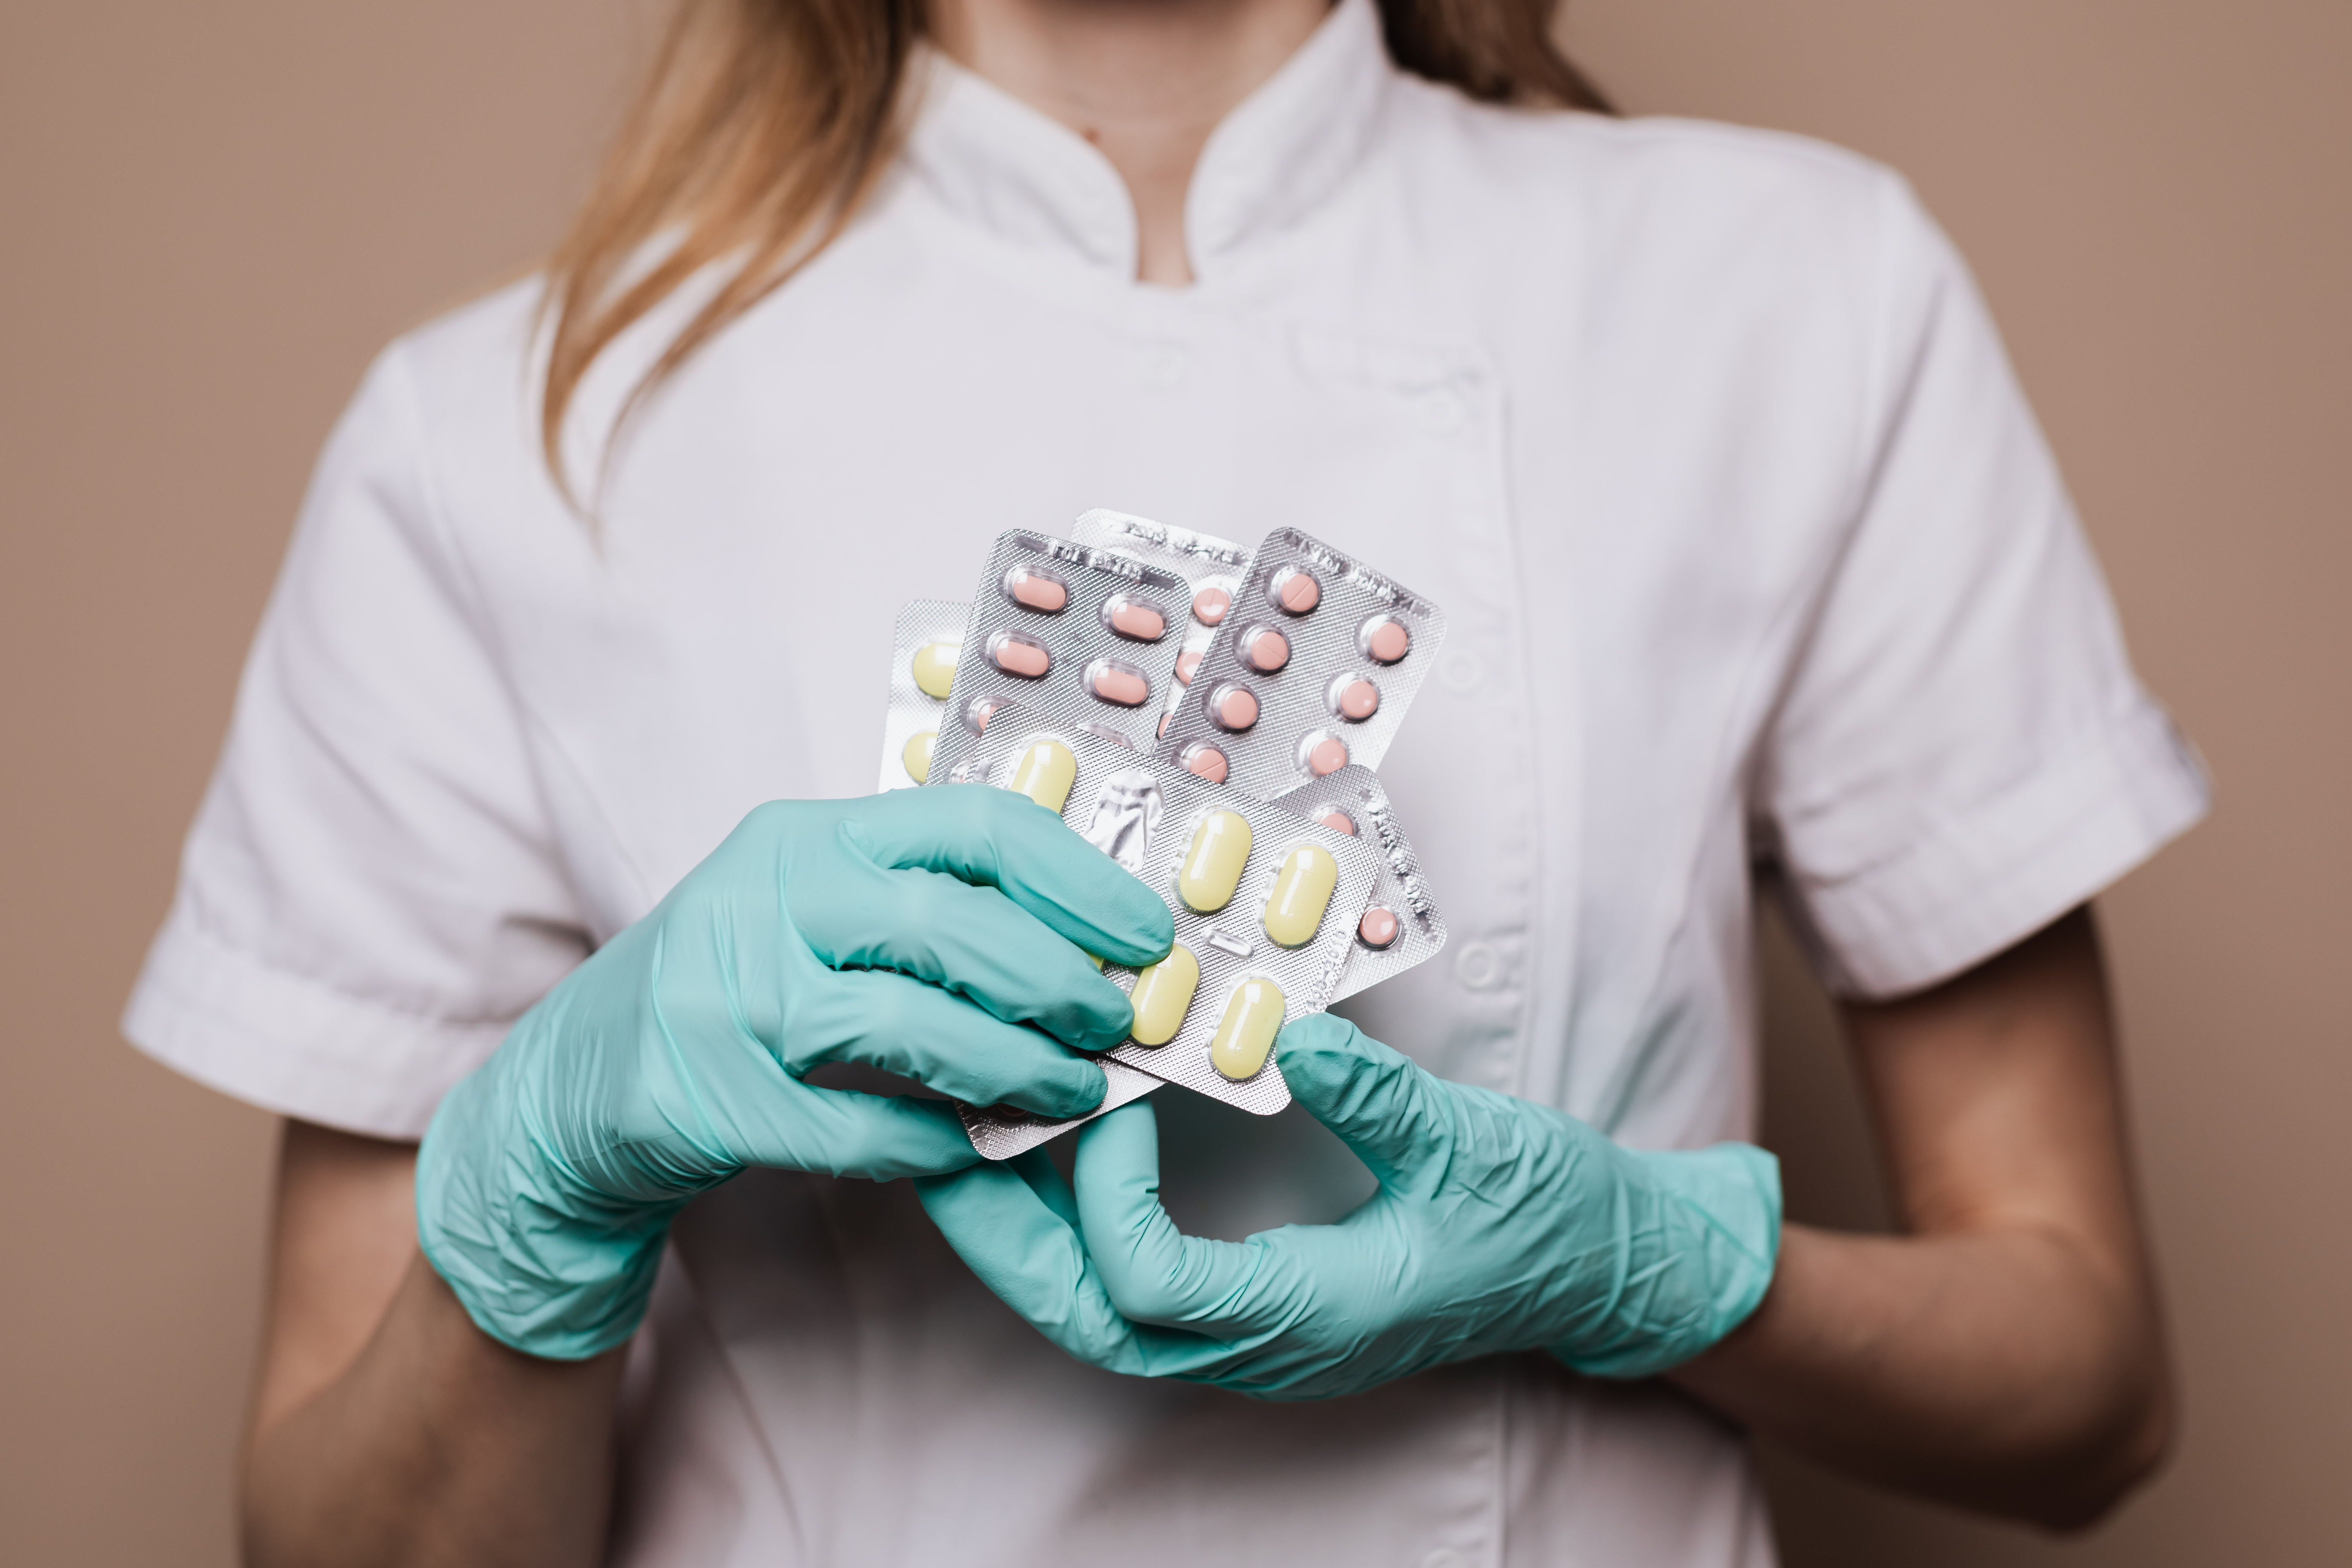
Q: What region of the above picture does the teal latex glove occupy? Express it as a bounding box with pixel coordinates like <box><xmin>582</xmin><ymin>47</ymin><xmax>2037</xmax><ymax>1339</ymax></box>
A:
<box><xmin>917</xmin><ymin>1013</ymin><xmax>1780</xmax><ymax>1397</ymax></box>
<box><xmin>418</xmin><ymin>788</ymin><xmax>1173</xmax><ymax>1360</ymax></box>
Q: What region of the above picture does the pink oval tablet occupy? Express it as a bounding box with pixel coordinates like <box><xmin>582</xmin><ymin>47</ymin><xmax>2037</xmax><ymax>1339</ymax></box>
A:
<box><xmin>1175</xmin><ymin>650</ymin><xmax>1203</xmax><ymax>686</ymax></box>
<box><xmin>1183</xmin><ymin>744</ymin><xmax>1229</xmax><ymax>784</ymax></box>
<box><xmin>1244</xmin><ymin>628</ymin><xmax>1291</xmax><ymax>674</ymax></box>
<box><xmin>1272</xmin><ymin>569</ymin><xmax>1321</xmax><ymax>614</ymax></box>
<box><xmin>1158</xmin><ymin>714</ymin><xmax>1171</xmax><ymax>739</ymax></box>
<box><xmin>1192</xmin><ymin>587</ymin><xmax>1232</xmax><ymax>626</ymax></box>
<box><xmin>1106</xmin><ymin>599</ymin><xmax>1166</xmax><ymax>640</ymax></box>
<box><xmin>1337</xmin><ymin>679</ymin><xmax>1380</xmax><ymax>721</ymax></box>
<box><xmin>1363</xmin><ymin>618</ymin><xmax>1410</xmax><ymax>663</ymax></box>
<box><xmin>1212</xmin><ymin>684</ymin><xmax>1260</xmax><ymax>732</ymax></box>
<box><xmin>966</xmin><ymin>698</ymin><xmax>1003</xmax><ymax>734</ymax></box>
<box><xmin>988</xmin><ymin>635</ymin><xmax>1051</xmax><ymax>678</ymax></box>
<box><xmin>1319</xmin><ymin>809</ymin><xmax>1357</xmax><ymax>835</ymax></box>
<box><xmin>1358</xmin><ymin>906</ymin><xmax>1400</xmax><ymax>949</ymax></box>
<box><xmin>1307</xmin><ymin>735</ymin><xmax>1349</xmax><ymax>776</ymax></box>
<box><xmin>1088</xmin><ymin>662</ymin><xmax>1149</xmax><ymax>707</ymax></box>
<box><xmin>1006</xmin><ymin>568</ymin><xmax>1068</xmax><ymax>613</ymax></box>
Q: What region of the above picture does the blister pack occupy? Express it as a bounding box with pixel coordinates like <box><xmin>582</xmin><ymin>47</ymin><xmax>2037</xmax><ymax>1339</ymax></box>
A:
<box><xmin>960</xmin><ymin>1057</ymin><xmax>1166</xmax><ymax>1163</ymax></box>
<box><xmin>1271</xmin><ymin>765</ymin><xmax>1448</xmax><ymax>1002</ymax></box>
<box><xmin>1160</xmin><ymin>527</ymin><xmax>1449</xmax><ymax>798</ymax></box>
<box><xmin>934</xmin><ymin>531</ymin><xmax>1191</xmax><ymax>762</ymax></box>
<box><xmin>939</xmin><ymin>715</ymin><xmax>1381</xmax><ymax>1148</ymax></box>
<box><xmin>876</xmin><ymin>599</ymin><xmax>969</xmax><ymax>791</ymax></box>
<box><xmin>1067</xmin><ymin>509</ymin><xmax>1252</xmax><ymax>732</ymax></box>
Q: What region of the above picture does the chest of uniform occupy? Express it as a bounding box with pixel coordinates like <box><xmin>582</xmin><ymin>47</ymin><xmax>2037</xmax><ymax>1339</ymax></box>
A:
<box><xmin>526</xmin><ymin>296</ymin><xmax>1549</xmax><ymax>1019</ymax></box>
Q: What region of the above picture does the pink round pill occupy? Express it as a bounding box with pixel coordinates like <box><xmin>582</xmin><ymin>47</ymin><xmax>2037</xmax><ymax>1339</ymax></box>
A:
<box><xmin>1336</xmin><ymin>678</ymin><xmax>1379</xmax><ymax>721</ymax></box>
<box><xmin>1192</xmin><ymin>587</ymin><xmax>1232</xmax><ymax>626</ymax></box>
<box><xmin>988</xmin><ymin>633</ymin><xmax>1051</xmax><ymax>678</ymax></box>
<box><xmin>1361</xmin><ymin>617</ymin><xmax>1410</xmax><ymax>664</ymax></box>
<box><xmin>1175</xmin><ymin>650</ymin><xmax>1203</xmax><ymax>686</ymax></box>
<box><xmin>1358</xmin><ymin>906</ymin><xmax>1400</xmax><ymax>949</ymax></box>
<box><xmin>1088</xmin><ymin>660</ymin><xmax>1149</xmax><ymax>707</ymax></box>
<box><xmin>1005</xmin><ymin>567</ymin><xmax>1068</xmax><ymax>613</ymax></box>
<box><xmin>1212</xmin><ymin>684</ymin><xmax>1260</xmax><ymax>732</ymax></box>
<box><xmin>1319</xmin><ymin>809</ymin><xmax>1357</xmax><ymax>836</ymax></box>
<box><xmin>1306</xmin><ymin>734</ymin><xmax>1349</xmax><ymax>776</ymax></box>
<box><xmin>1244</xmin><ymin>627</ymin><xmax>1291</xmax><ymax>674</ymax></box>
<box><xmin>1271</xmin><ymin>568</ymin><xmax>1321</xmax><ymax>614</ymax></box>
<box><xmin>1183</xmin><ymin>744</ymin><xmax>1229</xmax><ymax>784</ymax></box>
<box><xmin>1104</xmin><ymin>597</ymin><xmax>1167</xmax><ymax>641</ymax></box>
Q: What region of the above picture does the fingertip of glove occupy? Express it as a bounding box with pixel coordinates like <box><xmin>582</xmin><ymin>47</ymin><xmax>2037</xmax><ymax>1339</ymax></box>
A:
<box><xmin>1279</xmin><ymin>1012</ymin><xmax>1360</xmax><ymax>1051</ymax></box>
<box><xmin>1034</xmin><ymin>1058</ymin><xmax>1110</xmax><ymax>1121</ymax></box>
<box><xmin>1274</xmin><ymin>1013</ymin><xmax>1411</xmax><ymax>1119</ymax></box>
<box><xmin>1090</xmin><ymin>876</ymin><xmax>1176</xmax><ymax>966</ymax></box>
<box><xmin>1076</xmin><ymin>987</ymin><xmax>1140</xmax><ymax>1053</ymax></box>
<box><xmin>1075</xmin><ymin>1094</ymin><xmax>1156</xmax><ymax>1158</ymax></box>
<box><xmin>1273</xmin><ymin>1011</ymin><xmax>1365</xmax><ymax>1081</ymax></box>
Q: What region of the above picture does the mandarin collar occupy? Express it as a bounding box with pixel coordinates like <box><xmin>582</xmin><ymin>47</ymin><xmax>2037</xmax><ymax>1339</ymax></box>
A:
<box><xmin>900</xmin><ymin>0</ymin><xmax>1392</xmax><ymax>282</ymax></box>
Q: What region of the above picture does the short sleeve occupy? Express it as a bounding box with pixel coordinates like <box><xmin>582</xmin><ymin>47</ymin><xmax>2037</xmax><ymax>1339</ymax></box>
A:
<box><xmin>122</xmin><ymin>344</ymin><xmax>590</xmax><ymax>1137</ymax></box>
<box><xmin>1755</xmin><ymin>178</ymin><xmax>2209</xmax><ymax>1000</ymax></box>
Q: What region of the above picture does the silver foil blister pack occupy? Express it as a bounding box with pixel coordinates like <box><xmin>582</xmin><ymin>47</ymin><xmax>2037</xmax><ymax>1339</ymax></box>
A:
<box><xmin>1067</xmin><ymin>509</ymin><xmax>1251</xmax><ymax>731</ymax></box>
<box><xmin>937</xmin><ymin>530</ymin><xmax>1189</xmax><ymax>759</ymax></box>
<box><xmin>939</xmin><ymin>717</ymin><xmax>1381</xmax><ymax>1149</ymax></box>
<box><xmin>876</xmin><ymin>599</ymin><xmax>969</xmax><ymax>791</ymax></box>
<box><xmin>960</xmin><ymin>1057</ymin><xmax>1166</xmax><ymax>1163</ymax></box>
<box><xmin>1160</xmin><ymin>526</ymin><xmax>1449</xmax><ymax>798</ymax></box>
<box><xmin>1271</xmin><ymin>765</ymin><xmax>1447</xmax><ymax>1002</ymax></box>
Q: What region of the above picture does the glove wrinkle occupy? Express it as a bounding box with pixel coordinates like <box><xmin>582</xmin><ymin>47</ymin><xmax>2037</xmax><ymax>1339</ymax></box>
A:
<box><xmin>419</xmin><ymin>793</ymin><xmax>1160</xmax><ymax>1359</ymax></box>
<box><xmin>923</xmin><ymin>1014</ymin><xmax>1783</xmax><ymax>1398</ymax></box>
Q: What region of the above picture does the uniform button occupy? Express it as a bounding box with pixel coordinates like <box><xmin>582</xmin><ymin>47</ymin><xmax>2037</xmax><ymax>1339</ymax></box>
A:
<box><xmin>1135</xmin><ymin>346</ymin><xmax>1188</xmax><ymax>387</ymax></box>
<box><xmin>1417</xmin><ymin>387</ymin><xmax>1468</xmax><ymax>434</ymax></box>
<box><xmin>1452</xmin><ymin>942</ymin><xmax>1501</xmax><ymax>991</ymax></box>
<box><xmin>1420</xmin><ymin>1551</ymin><xmax>1470</xmax><ymax>1568</ymax></box>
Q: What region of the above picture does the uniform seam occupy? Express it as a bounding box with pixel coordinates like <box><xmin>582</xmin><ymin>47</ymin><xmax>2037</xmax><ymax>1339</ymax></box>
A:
<box><xmin>1787</xmin><ymin>684</ymin><xmax>2169</xmax><ymax>899</ymax></box>
<box><xmin>144</xmin><ymin>904</ymin><xmax>532</xmax><ymax>1036</ymax></box>
<box><xmin>1581</xmin><ymin>187</ymin><xmax>1906</xmax><ymax>1131</ymax></box>
<box><xmin>381</xmin><ymin>341</ymin><xmax>658</xmax><ymax>925</ymax></box>
<box><xmin>1742</xmin><ymin>167</ymin><xmax>1921</xmax><ymax>829</ymax></box>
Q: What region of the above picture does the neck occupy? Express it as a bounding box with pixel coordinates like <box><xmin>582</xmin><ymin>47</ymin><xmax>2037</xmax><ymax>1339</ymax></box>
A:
<box><xmin>929</xmin><ymin>0</ymin><xmax>1334</xmax><ymax>286</ymax></box>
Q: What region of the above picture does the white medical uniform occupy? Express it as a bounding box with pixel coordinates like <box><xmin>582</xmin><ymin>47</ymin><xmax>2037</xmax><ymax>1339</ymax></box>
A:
<box><xmin>125</xmin><ymin>1</ymin><xmax>2207</xmax><ymax>1561</ymax></box>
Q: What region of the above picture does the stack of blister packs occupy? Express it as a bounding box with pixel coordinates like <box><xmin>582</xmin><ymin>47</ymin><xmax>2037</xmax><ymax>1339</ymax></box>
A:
<box><xmin>876</xmin><ymin>510</ymin><xmax>1448</xmax><ymax>1158</ymax></box>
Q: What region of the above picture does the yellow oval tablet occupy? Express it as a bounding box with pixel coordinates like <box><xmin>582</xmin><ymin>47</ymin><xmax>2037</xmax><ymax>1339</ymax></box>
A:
<box><xmin>1176</xmin><ymin>809</ymin><xmax>1253</xmax><ymax>914</ymax></box>
<box><xmin>1126</xmin><ymin>945</ymin><xmax>1199</xmax><ymax>1046</ymax></box>
<box><xmin>911</xmin><ymin>640</ymin><xmax>960</xmax><ymax>699</ymax></box>
<box><xmin>901</xmin><ymin>729</ymin><xmax>936</xmax><ymax>784</ymax></box>
<box><xmin>1209</xmin><ymin>978</ymin><xmax>1285</xmax><ymax>1081</ymax></box>
<box><xmin>1005</xmin><ymin>739</ymin><xmax>1077</xmax><ymax>814</ymax></box>
<box><xmin>1262</xmin><ymin>843</ymin><xmax>1339</xmax><ymax>948</ymax></box>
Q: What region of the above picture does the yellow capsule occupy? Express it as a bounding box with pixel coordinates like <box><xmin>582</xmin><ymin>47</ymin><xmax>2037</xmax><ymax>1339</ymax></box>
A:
<box><xmin>1261</xmin><ymin>842</ymin><xmax>1339</xmax><ymax>948</ymax></box>
<box><xmin>1086</xmin><ymin>952</ymin><xmax>1105</xmax><ymax>970</ymax></box>
<box><xmin>1209</xmin><ymin>978</ymin><xmax>1286</xmax><ymax>1081</ymax></box>
<box><xmin>911</xmin><ymin>639</ymin><xmax>960</xmax><ymax>699</ymax></box>
<box><xmin>1176</xmin><ymin>809</ymin><xmax>1253</xmax><ymax>914</ymax></box>
<box><xmin>1005</xmin><ymin>739</ymin><xmax>1077</xmax><ymax>814</ymax></box>
<box><xmin>1125</xmin><ymin>945</ymin><xmax>1199</xmax><ymax>1046</ymax></box>
<box><xmin>900</xmin><ymin>729</ymin><xmax>936</xmax><ymax>784</ymax></box>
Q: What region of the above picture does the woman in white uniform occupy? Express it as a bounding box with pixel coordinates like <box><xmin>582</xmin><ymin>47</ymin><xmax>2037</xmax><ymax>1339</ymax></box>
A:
<box><xmin>128</xmin><ymin>0</ymin><xmax>2209</xmax><ymax>1561</ymax></box>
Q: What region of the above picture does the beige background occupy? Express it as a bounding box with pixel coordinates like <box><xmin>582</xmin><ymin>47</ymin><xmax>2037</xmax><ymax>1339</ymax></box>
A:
<box><xmin>2</xmin><ymin>0</ymin><xmax>2344</xmax><ymax>1562</ymax></box>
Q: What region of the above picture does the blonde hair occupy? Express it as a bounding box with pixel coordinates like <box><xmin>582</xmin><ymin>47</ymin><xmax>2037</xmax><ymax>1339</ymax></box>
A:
<box><xmin>540</xmin><ymin>0</ymin><xmax>1608</xmax><ymax>487</ymax></box>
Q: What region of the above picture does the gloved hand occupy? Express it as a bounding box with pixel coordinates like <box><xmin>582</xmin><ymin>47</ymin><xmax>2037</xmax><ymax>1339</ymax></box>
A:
<box><xmin>918</xmin><ymin>1013</ymin><xmax>1779</xmax><ymax>1397</ymax></box>
<box><xmin>418</xmin><ymin>787</ymin><xmax>1173</xmax><ymax>1360</ymax></box>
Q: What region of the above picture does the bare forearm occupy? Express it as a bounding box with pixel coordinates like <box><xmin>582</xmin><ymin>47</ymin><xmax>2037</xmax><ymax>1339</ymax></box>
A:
<box><xmin>1671</xmin><ymin>1221</ymin><xmax>2170</xmax><ymax>1528</ymax></box>
<box><xmin>243</xmin><ymin>1254</ymin><xmax>626</xmax><ymax>1568</ymax></box>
